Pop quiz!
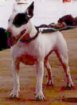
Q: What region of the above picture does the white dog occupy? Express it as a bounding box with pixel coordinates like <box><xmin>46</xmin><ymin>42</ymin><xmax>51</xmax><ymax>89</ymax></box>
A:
<box><xmin>7</xmin><ymin>2</ymin><xmax>74</xmax><ymax>100</ymax></box>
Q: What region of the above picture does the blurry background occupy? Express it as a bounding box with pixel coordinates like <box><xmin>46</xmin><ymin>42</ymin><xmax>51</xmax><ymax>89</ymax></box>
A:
<box><xmin>0</xmin><ymin>0</ymin><xmax>77</xmax><ymax>28</ymax></box>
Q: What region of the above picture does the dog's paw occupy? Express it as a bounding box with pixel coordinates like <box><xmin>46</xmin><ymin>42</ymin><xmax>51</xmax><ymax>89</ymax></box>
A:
<box><xmin>35</xmin><ymin>92</ymin><xmax>45</xmax><ymax>101</ymax></box>
<box><xmin>66</xmin><ymin>83</ymin><xmax>74</xmax><ymax>90</ymax></box>
<box><xmin>10</xmin><ymin>90</ymin><xmax>19</xmax><ymax>98</ymax></box>
<box><xmin>47</xmin><ymin>80</ymin><xmax>54</xmax><ymax>87</ymax></box>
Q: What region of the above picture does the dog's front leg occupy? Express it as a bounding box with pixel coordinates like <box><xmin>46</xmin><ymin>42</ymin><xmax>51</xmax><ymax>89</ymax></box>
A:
<box><xmin>35</xmin><ymin>60</ymin><xmax>45</xmax><ymax>100</ymax></box>
<box><xmin>10</xmin><ymin>60</ymin><xmax>20</xmax><ymax>98</ymax></box>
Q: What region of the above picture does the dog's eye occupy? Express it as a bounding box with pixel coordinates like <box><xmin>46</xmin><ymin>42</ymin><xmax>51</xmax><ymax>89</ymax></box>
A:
<box><xmin>13</xmin><ymin>13</ymin><xmax>29</xmax><ymax>27</ymax></box>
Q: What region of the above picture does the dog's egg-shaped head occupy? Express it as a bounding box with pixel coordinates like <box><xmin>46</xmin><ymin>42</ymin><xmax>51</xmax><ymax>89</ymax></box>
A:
<box><xmin>8</xmin><ymin>2</ymin><xmax>34</xmax><ymax>36</ymax></box>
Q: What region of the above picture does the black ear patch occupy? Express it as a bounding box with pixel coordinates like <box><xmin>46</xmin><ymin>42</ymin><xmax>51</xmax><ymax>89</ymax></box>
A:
<box><xmin>13</xmin><ymin>13</ymin><xmax>29</xmax><ymax>27</ymax></box>
<box><xmin>27</xmin><ymin>2</ymin><xmax>34</xmax><ymax>18</ymax></box>
<box><xmin>25</xmin><ymin>2</ymin><xmax>34</xmax><ymax>18</ymax></box>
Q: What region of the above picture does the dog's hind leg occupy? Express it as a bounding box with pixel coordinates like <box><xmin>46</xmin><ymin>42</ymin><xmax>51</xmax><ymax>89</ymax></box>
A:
<box><xmin>10</xmin><ymin>59</ymin><xmax>20</xmax><ymax>98</ymax></box>
<box><xmin>55</xmin><ymin>37</ymin><xmax>74</xmax><ymax>88</ymax></box>
<box><xmin>44</xmin><ymin>58</ymin><xmax>54</xmax><ymax>86</ymax></box>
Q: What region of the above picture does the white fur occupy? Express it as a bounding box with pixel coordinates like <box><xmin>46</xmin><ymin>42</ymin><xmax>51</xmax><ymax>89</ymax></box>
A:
<box><xmin>8</xmin><ymin>11</ymin><xmax>74</xmax><ymax>100</ymax></box>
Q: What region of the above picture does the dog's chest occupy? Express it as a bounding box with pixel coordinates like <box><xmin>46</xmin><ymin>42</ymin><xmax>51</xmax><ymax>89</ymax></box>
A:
<box><xmin>17</xmin><ymin>54</ymin><xmax>37</xmax><ymax>65</ymax></box>
<box><xmin>12</xmin><ymin>41</ymin><xmax>39</xmax><ymax>65</ymax></box>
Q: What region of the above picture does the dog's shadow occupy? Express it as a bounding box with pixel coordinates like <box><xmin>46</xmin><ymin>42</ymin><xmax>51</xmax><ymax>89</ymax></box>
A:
<box><xmin>6</xmin><ymin>97</ymin><xmax>35</xmax><ymax>102</ymax></box>
<box><xmin>62</xmin><ymin>97</ymin><xmax>77</xmax><ymax>103</ymax></box>
<box><xmin>6</xmin><ymin>97</ymin><xmax>47</xmax><ymax>102</ymax></box>
<box><xmin>60</xmin><ymin>86</ymin><xmax>77</xmax><ymax>103</ymax></box>
<box><xmin>6</xmin><ymin>96</ymin><xmax>77</xmax><ymax>103</ymax></box>
<box><xmin>4</xmin><ymin>86</ymin><xmax>77</xmax><ymax>103</ymax></box>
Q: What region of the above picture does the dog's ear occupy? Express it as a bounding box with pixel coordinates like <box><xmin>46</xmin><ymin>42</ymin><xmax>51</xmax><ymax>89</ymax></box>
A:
<box><xmin>26</xmin><ymin>2</ymin><xmax>34</xmax><ymax>18</ymax></box>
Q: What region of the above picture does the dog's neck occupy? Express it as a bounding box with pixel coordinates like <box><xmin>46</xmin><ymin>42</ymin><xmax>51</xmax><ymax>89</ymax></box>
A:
<box><xmin>12</xmin><ymin>21</ymin><xmax>38</xmax><ymax>45</ymax></box>
<box><xmin>27</xmin><ymin>21</ymin><xmax>37</xmax><ymax>38</ymax></box>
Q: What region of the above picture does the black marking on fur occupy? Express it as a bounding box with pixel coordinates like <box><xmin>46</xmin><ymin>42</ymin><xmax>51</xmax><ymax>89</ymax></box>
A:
<box><xmin>27</xmin><ymin>2</ymin><xmax>34</xmax><ymax>17</ymax></box>
<box><xmin>13</xmin><ymin>13</ymin><xmax>29</xmax><ymax>27</ymax></box>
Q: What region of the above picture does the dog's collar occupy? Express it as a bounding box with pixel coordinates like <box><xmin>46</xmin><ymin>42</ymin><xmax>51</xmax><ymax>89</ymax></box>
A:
<box><xmin>10</xmin><ymin>29</ymin><xmax>39</xmax><ymax>46</ymax></box>
<box><xmin>20</xmin><ymin>30</ymin><xmax>39</xmax><ymax>43</ymax></box>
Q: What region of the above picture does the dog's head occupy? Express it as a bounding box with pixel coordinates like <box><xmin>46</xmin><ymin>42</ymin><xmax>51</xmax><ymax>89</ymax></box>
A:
<box><xmin>7</xmin><ymin>2</ymin><xmax>34</xmax><ymax>37</ymax></box>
